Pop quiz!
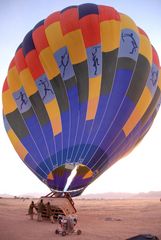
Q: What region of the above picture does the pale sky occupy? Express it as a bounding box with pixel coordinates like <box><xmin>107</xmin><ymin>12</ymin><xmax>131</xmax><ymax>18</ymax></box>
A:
<box><xmin>0</xmin><ymin>0</ymin><xmax>161</xmax><ymax>196</ymax></box>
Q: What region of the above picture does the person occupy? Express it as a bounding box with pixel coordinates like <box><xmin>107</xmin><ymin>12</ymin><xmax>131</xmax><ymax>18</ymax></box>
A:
<box><xmin>28</xmin><ymin>201</ymin><xmax>35</xmax><ymax>220</ymax></box>
<box><xmin>37</xmin><ymin>199</ymin><xmax>45</xmax><ymax>222</ymax></box>
<box><xmin>46</xmin><ymin>202</ymin><xmax>54</xmax><ymax>223</ymax></box>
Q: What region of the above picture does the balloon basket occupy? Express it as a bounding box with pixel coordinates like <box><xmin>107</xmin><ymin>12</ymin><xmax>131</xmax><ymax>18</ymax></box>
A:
<box><xmin>35</xmin><ymin>192</ymin><xmax>77</xmax><ymax>221</ymax></box>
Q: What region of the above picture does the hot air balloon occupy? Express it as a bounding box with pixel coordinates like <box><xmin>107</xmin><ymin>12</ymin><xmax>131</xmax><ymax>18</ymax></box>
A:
<box><xmin>2</xmin><ymin>4</ymin><xmax>161</xmax><ymax>197</ymax></box>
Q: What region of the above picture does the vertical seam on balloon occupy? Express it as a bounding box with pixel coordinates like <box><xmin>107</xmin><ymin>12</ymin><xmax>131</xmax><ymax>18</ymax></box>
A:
<box><xmin>32</xmin><ymin>22</ymin><xmax>63</xmax><ymax>169</ymax></box>
<box><xmin>72</xmin><ymin>4</ymin><xmax>101</xmax><ymax>166</ymax></box>
<box><xmin>82</xmin><ymin>9</ymin><xmax>122</xmax><ymax>170</ymax></box>
<box><xmin>20</xmin><ymin>46</ymin><xmax>55</xmax><ymax>173</ymax></box>
<box><xmin>12</xmin><ymin>52</ymin><xmax>52</xmax><ymax>174</ymax></box>
<box><xmin>92</xmin><ymin>44</ymin><xmax>156</xmax><ymax>173</ymax></box>
<box><xmin>88</xmin><ymin>18</ymin><xmax>141</xmax><ymax>171</ymax></box>
<box><xmin>3</xmin><ymin>87</ymin><xmax>49</xmax><ymax>178</ymax></box>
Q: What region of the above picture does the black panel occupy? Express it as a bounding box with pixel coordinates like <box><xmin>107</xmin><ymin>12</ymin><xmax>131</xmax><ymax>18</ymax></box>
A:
<box><xmin>127</xmin><ymin>55</ymin><xmax>151</xmax><ymax>104</ymax></box>
<box><xmin>141</xmin><ymin>87</ymin><xmax>160</xmax><ymax>126</ymax></box>
<box><xmin>22</xmin><ymin>107</ymin><xmax>34</xmax><ymax>119</ymax></box>
<box><xmin>117</xmin><ymin>57</ymin><xmax>136</xmax><ymax>70</ymax></box>
<box><xmin>29</xmin><ymin>92</ymin><xmax>50</xmax><ymax>125</ymax></box>
<box><xmin>6</xmin><ymin>109</ymin><xmax>29</xmax><ymax>139</ymax></box>
<box><xmin>101</xmin><ymin>49</ymin><xmax>118</xmax><ymax>95</ymax></box>
<box><xmin>50</xmin><ymin>74</ymin><xmax>69</xmax><ymax>113</ymax></box>
<box><xmin>73</xmin><ymin>61</ymin><xmax>89</xmax><ymax>103</ymax></box>
<box><xmin>64</xmin><ymin>76</ymin><xmax>77</xmax><ymax>90</ymax></box>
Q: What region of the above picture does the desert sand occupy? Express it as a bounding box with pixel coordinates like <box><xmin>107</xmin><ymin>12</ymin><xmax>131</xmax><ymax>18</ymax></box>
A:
<box><xmin>0</xmin><ymin>198</ymin><xmax>161</xmax><ymax>240</ymax></box>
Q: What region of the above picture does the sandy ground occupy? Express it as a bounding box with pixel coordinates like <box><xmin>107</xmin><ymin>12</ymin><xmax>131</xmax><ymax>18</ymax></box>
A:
<box><xmin>0</xmin><ymin>198</ymin><xmax>161</xmax><ymax>240</ymax></box>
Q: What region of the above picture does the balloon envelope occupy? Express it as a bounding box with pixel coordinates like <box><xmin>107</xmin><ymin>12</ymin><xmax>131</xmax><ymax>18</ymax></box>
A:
<box><xmin>2</xmin><ymin>4</ymin><xmax>161</xmax><ymax>196</ymax></box>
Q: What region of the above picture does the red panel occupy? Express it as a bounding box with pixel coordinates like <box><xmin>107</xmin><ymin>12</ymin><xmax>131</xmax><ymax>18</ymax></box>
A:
<box><xmin>2</xmin><ymin>78</ymin><xmax>9</xmax><ymax>92</ymax></box>
<box><xmin>9</xmin><ymin>58</ymin><xmax>16</xmax><ymax>70</ymax></box>
<box><xmin>60</xmin><ymin>8</ymin><xmax>79</xmax><ymax>35</ymax></box>
<box><xmin>138</xmin><ymin>27</ymin><xmax>149</xmax><ymax>39</ymax></box>
<box><xmin>25</xmin><ymin>50</ymin><xmax>44</xmax><ymax>80</ymax></box>
<box><xmin>99</xmin><ymin>5</ymin><xmax>120</xmax><ymax>22</ymax></box>
<box><xmin>152</xmin><ymin>46</ymin><xmax>160</xmax><ymax>67</ymax></box>
<box><xmin>45</xmin><ymin>11</ymin><xmax>60</xmax><ymax>28</ymax></box>
<box><xmin>32</xmin><ymin>25</ymin><xmax>48</xmax><ymax>54</ymax></box>
<box><xmin>80</xmin><ymin>14</ymin><xmax>100</xmax><ymax>48</ymax></box>
<box><xmin>9</xmin><ymin>58</ymin><xmax>15</xmax><ymax>69</ymax></box>
<box><xmin>15</xmin><ymin>48</ymin><xmax>27</xmax><ymax>72</ymax></box>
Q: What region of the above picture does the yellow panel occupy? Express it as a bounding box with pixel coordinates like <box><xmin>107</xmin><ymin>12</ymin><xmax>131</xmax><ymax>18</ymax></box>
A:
<box><xmin>86</xmin><ymin>76</ymin><xmax>101</xmax><ymax>120</ymax></box>
<box><xmin>83</xmin><ymin>170</ymin><xmax>93</xmax><ymax>179</ymax></box>
<box><xmin>45</xmin><ymin>22</ymin><xmax>64</xmax><ymax>52</ymax></box>
<box><xmin>123</xmin><ymin>87</ymin><xmax>152</xmax><ymax>136</ymax></box>
<box><xmin>8</xmin><ymin>67</ymin><xmax>21</xmax><ymax>92</ymax></box>
<box><xmin>120</xmin><ymin>13</ymin><xmax>138</xmax><ymax>33</ymax></box>
<box><xmin>89</xmin><ymin>76</ymin><xmax>101</xmax><ymax>99</ymax></box>
<box><xmin>86</xmin><ymin>98</ymin><xmax>99</xmax><ymax>121</ymax></box>
<box><xmin>64</xmin><ymin>30</ymin><xmax>86</xmax><ymax>64</ymax></box>
<box><xmin>158</xmin><ymin>70</ymin><xmax>161</xmax><ymax>90</ymax></box>
<box><xmin>47</xmin><ymin>172</ymin><xmax>54</xmax><ymax>180</ymax></box>
<box><xmin>2</xmin><ymin>90</ymin><xmax>17</xmax><ymax>114</ymax></box>
<box><xmin>19</xmin><ymin>69</ymin><xmax>37</xmax><ymax>96</ymax></box>
<box><xmin>39</xmin><ymin>47</ymin><xmax>60</xmax><ymax>80</ymax></box>
<box><xmin>100</xmin><ymin>20</ymin><xmax>120</xmax><ymax>52</ymax></box>
<box><xmin>139</xmin><ymin>33</ymin><xmax>152</xmax><ymax>64</ymax></box>
<box><xmin>46</xmin><ymin>99</ymin><xmax>62</xmax><ymax>135</ymax></box>
<box><xmin>8</xmin><ymin>129</ymin><xmax>27</xmax><ymax>160</ymax></box>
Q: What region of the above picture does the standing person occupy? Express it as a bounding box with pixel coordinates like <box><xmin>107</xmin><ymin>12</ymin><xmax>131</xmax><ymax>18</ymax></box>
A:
<box><xmin>46</xmin><ymin>202</ymin><xmax>54</xmax><ymax>223</ymax></box>
<box><xmin>28</xmin><ymin>201</ymin><xmax>35</xmax><ymax>220</ymax></box>
<box><xmin>37</xmin><ymin>199</ymin><xmax>45</xmax><ymax>222</ymax></box>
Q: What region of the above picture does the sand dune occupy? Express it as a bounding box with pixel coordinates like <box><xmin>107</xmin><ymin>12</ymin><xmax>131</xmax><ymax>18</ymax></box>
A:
<box><xmin>0</xmin><ymin>198</ymin><xmax>160</xmax><ymax>240</ymax></box>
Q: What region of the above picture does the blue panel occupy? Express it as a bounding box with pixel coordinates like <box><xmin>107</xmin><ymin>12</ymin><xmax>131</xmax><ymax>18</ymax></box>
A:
<box><xmin>70</xmin><ymin>102</ymin><xmax>87</xmax><ymax>161</ymax></box>
<box><xmin>61</xmin><ymin>6</ymin><xmax>77</xmax><ymax>13</ymax></box>
<box><xmin>22</xmin><ymin>30</ymin><xmax>35</xmax><ymax>56</ymax></box>
<box><xmin>25</xmin><ymin>115</ymin><xmax>52</xmax><ymax>170</ymax></box>
<box><xmin>80</xmin><ymin>95</ymin><xmax>109</xmax><ymax>160</ymax></box>
<box><xmin>16</xmin><ymin>43</ymin><xmax>22</xmax><ymax>53</ymax></box>
<box><xmin>83</xmin><ymin>95</ymin><xmax>135</xmax><ymax>166</ymax></box>
<box><xmin>86</xmin><ymin>146</ymin><xmax>106</xmax><ymax>170</ymax></box>
<box><xmin>3</xmin><ymin>114</ymin><xmax>11</xmax><ymax>132</ymax></box>
<box><xmin>79</xmin><ymin>4</ymin><xmax>98</xmax><ymax>19</ymax></box>
<box><xmin>103</xmin><ymin>70</ymin><xmax>133</xmax><ymax>126</ymax></box>
<box><xmin>61</xmin><ymin>111</ymin><xmax>70</xmax><ymax>165</ymax></box>
<box><xmin>33</xmin><ymin>20</ymin><xmax>44</xmax><ymax>31</ymax></box>
<box><xmin>81</xmin><ymin>69</ymin><xmax>133</xmax><ymax>164</ymax></box>
<box><xmin>107</xmin><ymin>130</ymin><xmax>126</xmax><ymax>157</ymax></box>
<box><xmin>73</xmin><ymin>120</ymin><xmax>92</xmax><ymax>162</ymax></box>
<box><xmin>36</xmin><ymin>75</ymin><xmax>55</xmax><ymax>103</ymax></box>
<box><xmin>42</xmin><ymin>122</ymin><xmax>57</xmax><ymax>167</ymax></box>
<box><xmin>146</xmin><ymin>63</ymin><xmax>159</xmax><ymax>96</ymax></box>
<box><xmin>13</xmin><ymin>87</ymin><xmax>31</xmax><ymax>113</ymax></box>
<box><xmin>54</xmin><ymin>47</ymin><xmax>75</xmax><ymax>81</ymax></box>
<box><xmin>21</xmin><ymin>135</ymin><xmax>50</xmax><ymax>174</ymax></box>
<box><xmin>24</xmin><ymin>154</ymin><xmax>47</xmax><ymax>179</ymax></box>
<box><xmin>119</xmin><ymin>29</ymin><xmax>139</xmax><ymax>61</ymax></box>
<box><xmin>68</xmin><ymin>176</ymin><xmax>92</xmax><ymax>190</ymax></box>
<box><xmin>100</xmin><ymin>97</ymin><xmax>134</xmax><ymax>151</ymax></box>
<box><xmin>86</xmin><ymin>45</ymin><xmax>102</xmax><ymax>78</ymax></box>
<box><xmin>66</xmin><ymin>86</ymin><xmax>79</xmax><ymax>161</ymax></box>
<box><xmin>156</xmin><ymin>95</ymin><xmax>161</xmax><ymax>112</ymax></box>
<box><xmin>105</xmin><ymin>122</ymin><xmax>143</xmax><ymax>169</ymax></box>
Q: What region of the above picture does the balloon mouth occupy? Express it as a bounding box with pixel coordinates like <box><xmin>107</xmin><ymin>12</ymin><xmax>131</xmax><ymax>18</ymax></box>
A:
<box><xmin>47</xmin><ymin>163</ymin><xmax>94</xmax><ymax>194</ymax></box>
